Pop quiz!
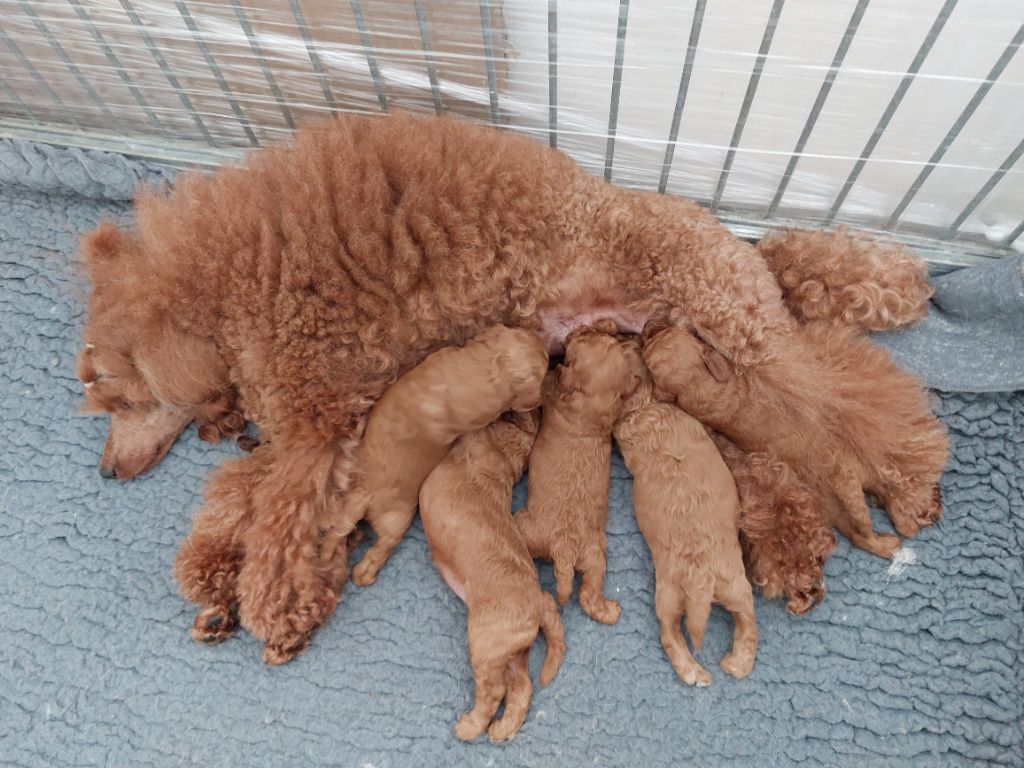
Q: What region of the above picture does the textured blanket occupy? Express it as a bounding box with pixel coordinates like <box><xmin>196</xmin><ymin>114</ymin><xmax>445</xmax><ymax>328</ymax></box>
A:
<box><xmin>0</xmin><ymin>141</ymin><xmax>1021</xmax><ymax>767</ymax></box>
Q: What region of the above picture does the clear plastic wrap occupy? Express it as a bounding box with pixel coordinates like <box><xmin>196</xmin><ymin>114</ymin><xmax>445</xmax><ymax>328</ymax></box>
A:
<box><xmin>1</xmin><ymin>0</ymin><xmax>1022</xmax><ymax>266</ymax></box>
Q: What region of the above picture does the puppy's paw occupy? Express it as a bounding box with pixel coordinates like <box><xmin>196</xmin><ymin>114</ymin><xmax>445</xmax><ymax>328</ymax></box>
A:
<box><xmin>350</xmin><ymin>558</ymin><xmax>379</xmax><ymax>587</ymax></box>
<box><xmin>676</xmin><ymin>663</ymin><xmax>712</xmax><ymax>687</ymax></box>
<box><xmin>916</xmin><ymin>485</ymin><xmax>943</xmax><ymax>527</ymax></box>
<box><xmin>872</xmin><ymin>533</ymin><xmax>902</xmax><ymax>559</ymax></box>
<box><xmin>580</xmin><ymin>593</ymin><xmax>621</xmax><ymax>625</ymax></box>
<box><xmin>454</xmin><ymin>713</ymin><xmax>486</xmax><ymax>742</ymax></box>
<box><xmin>720</xmin><ymin>651</ymin><xmax>755</xmax><ymax>679</ymax></box>
<box><xmin>190</xmin><ymin>604</ymin><xmax>237</xmax><ymax>645</ymax></box>
<box><xmin>487</xmin><ymin>717</ymin><xmax>522</xmax><ymax>743</ymax></box>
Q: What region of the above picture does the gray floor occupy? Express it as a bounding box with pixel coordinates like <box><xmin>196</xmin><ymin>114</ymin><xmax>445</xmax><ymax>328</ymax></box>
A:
<box><xmin>1</xmin><ymin>174</ymin><xmax>1021</xmax><ymax>766</ymax></box>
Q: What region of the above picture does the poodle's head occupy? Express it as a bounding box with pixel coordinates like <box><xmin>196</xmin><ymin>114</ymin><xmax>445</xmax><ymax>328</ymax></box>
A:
<box><xmin>477</xmin><ymin>326</ymin><xmax>549</xmax><ymax>413</ymax></box>
<box><xmin>557</xmin><ymin>326</ymin><xmax>638</xmax><ymax>414</ymax></box>
<box><xmin>640</xmin><ymin>322</ymin><xmax>739</xmax><ymax>424</ymax></box>
<box><xmin>77</xmin><ymin>223</ymin><xmax>230</xmax><ymax>480</ymax></box>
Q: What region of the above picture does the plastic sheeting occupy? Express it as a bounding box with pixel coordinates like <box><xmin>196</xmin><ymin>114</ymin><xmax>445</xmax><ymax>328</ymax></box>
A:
<box><xmin>0</xmin><ymin>0</ymin><xmax>1022</xmax><ymax>259</ymax></box>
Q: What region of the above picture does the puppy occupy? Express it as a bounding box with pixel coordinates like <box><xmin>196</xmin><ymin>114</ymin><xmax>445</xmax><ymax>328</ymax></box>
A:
<box><xmin>515</xmin><ymin>325</ymin><xmax>635</xmax><ymax>624</ymax></box>
<box><xmin>642</xmin><ymin>322</ymin><xmax>948</xmax><ymax>558</ymax></box>
<box><xmin>344</xmin><ymin>325</ymin><xmax>548</xmax><ymax>585</ymax></box>
<box><xmin>613</xmin><ymin>337</ymin><xmax>757</xmax><ymax>684</ymax></box>
<box><xmin>420</xmin><ymin>411</ymin><xmax>565</xmax><ymax>742</ymax></box>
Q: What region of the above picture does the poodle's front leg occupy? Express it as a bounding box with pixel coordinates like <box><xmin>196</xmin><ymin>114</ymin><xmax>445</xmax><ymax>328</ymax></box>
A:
<box><xmin>174</xmin><ymin>447</ymin><xmax>274</xmax><ymax>644</ymax></box>
<box><xmin>235</xmin><ymin>443</ymin><xmax>348</xmax><ymax>665</ymax></box>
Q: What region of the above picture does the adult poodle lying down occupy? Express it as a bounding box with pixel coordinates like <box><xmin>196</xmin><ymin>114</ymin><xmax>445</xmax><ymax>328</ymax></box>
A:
<box><xmin>76</xmin><ymin>112</ymin><xmax>936</xmax><ymax>664</ymax></box>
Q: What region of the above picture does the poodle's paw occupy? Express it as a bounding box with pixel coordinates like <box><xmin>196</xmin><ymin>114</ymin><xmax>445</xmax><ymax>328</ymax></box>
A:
<box><xmin>674</xmin><ymin>662</ymin><xmax>712</xmax><ymax>687</ymax></box>
<box><xmin>917</xmin><ymin>485</ymin><xmax>943</xmax><ymax>527</ymax></box>
<box><xmin>190</xmin><ymin>604</ymin><xmax>238</xmax><ymax>645</ymax></box>
<box><xmin>487</xmin><ymin>712</ymin><xmax>526</xmax><ymax>743</ymax></box>
<box><xmin>580</xmin><ymin>592</ymin><xmax>621</xmax><ymax>625</ymax></box>
<box><xmin>870</xmin><ymin>533</ymin><xmax>903</xmax><ymax>559</ymax></box>
<box><xmin>785</xmin><ymin>579</ymin><xmax>825</xmax><ymax>615</ymax></box>
<box><xmin>261</xmin><ymin>634</ymin><xmax>310</xmax><ymax>666</ymax></box>
<box><xmin>720</xmin><ymin>650</ymin><xmax>755</xmax><ymax>679</ymax></box>
<box><xmin>454</xmin><ymin>713</ymin><xmax>487</xmax><ymax>742</ymax></box>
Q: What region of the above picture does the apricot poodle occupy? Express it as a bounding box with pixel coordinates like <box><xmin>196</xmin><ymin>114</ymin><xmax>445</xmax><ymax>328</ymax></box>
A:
<box><xmin>420</xmin><ymin>411</ymin><xmax>564</xmax><ymax>742</ymax></box>
<box><xmin>613</xmin><ymin>338</ymin><xmax>756</xmax><ymax>685</ymax></box>
<box><xmin>341</xmin><ymin>324</ymin><xmax>547</xmax><ymax>588</ymax></box>
<box><xmin>643</xmin><ymin>322</ymin><xmax>948</xmax><ymax>559</ymax></box>
<box><xmin>77</xmin><ymin>110</ymin><xmax>938</xmax><ymax>662</ymax></box>
<box><xmin>514</xmin><ymin>326</ymin><xmax>634</xmax><ymax>625</ymax></box>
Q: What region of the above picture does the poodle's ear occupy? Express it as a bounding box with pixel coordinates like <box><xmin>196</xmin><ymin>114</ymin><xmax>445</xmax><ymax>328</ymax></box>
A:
<box><xmin>703</xmin><ymin>349</ymin><xmax>732</xmax><ymax>383</ymax></box>
<box><xmin>622</xmin><ymin>374</ymin><xmax>643</xmax><ymax>400</ymax></box>
<box><xmin>135</xmin><ymin>324</ymin><xmax>227</xmax><ymax>407</ymax></box>
<box><xmin>80</xmin><ymin>222</ymin><xmax>134</xmax><ymax>272</ymax></box>
<box><xmin>641</xmin><ymin>319</ymin><xmax>672</xmax><ymax>344</ymax></box>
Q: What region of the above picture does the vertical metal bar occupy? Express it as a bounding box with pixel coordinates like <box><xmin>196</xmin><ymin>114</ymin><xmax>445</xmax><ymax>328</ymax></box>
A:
<box><xmin>175</xmin><ymin>0</ymin><xmax>259</xmax><ymax>146</ymax></box>
<box><xmin>287</xmin><ymin>0</ymin><xmax>338</xmax><ymax>115</ymax></box>
<box><xmin>118</xmin><ymin>0</ymin><xmax>216</xmax><ymax>147</ymax></box>
<box><xmin>413</xmin><ymin>0</ymin><xmax>444</xmax><ymax>115</ymax></box>
<box><xmin>603</xmin><ymin>0</ymin><xmax>630</xmax><ymax>182</ymax></box>
<box><xmin>0</xmin><ymin>26</ymin><xmax>81</xmax><ymax>129</ymax></box>
<box><xmin>947</xmin><ymin>136</ymin><xmax>1024</xmax><ymax>234</ymax></box>
<box><xmin>885</xmin><ymin>22</ymin><xmax>1024</xmax><ymax>230</ymax></box>
<box><xmin>824</xmin><ymin>0</ymin><xmax>958</xmax><ymax>225</ymax></box>
<box><xmin>19</xmin><ymin>0</ymin><xmax>116</xmax><ymax>125</ymax></box>
<box><xmin>1003</xmin><ymin>219</ymin><xmax>1024</xmax><ymax>247</ymax></box>
<box><xmin>350</xmin><ymin>0</ymin><xmax>388</xmax><ymax>111</ymax></box>
<box><xmin>766</xmin><ymin>0</ymin><xmax>868</xmax><ymax>216</ymax></box>
<box><xmin>66</xmin><ymin>0</ymin><xmax>165</xmax><ymax>134</ymax></box>
<box><xmin>0</xmin><ymin>71</ymin><xmax>39</xmax><ymax>122</ymax></box>
<box><xmin>478</xmin><ymin>0</ymin><xmax>500</xmax><ymax>124</ymax></box>
<box><xmin>230</xmin><ymin>0</ymin><xmax>296</xmax><ymax>130</ymax></box>
<box><xmin>711</xmin><ymin>0</ymin><xmax>785</xmax><ymax>212</ymax></box>
<box><xmin>547</xmin><ymin>0</ymin><xmax>557</xmax><ymax>148</ymax></box>
<box><xmin>658</xmin><ymin>0</ymin><xmax>706</xmax><ymax>194</ymax></box>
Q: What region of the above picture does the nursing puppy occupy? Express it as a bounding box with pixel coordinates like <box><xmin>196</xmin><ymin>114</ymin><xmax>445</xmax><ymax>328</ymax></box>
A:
<box><xmin>515</xmin><ymin>325</ymin><xmax>635</xmax><ymax>624</ymax></box>
<box><xmin>420</xmin><ymin>411</ymin><xmax>565</xmax><ymax>742</ymax></box>
<box><xmin>344</xmin><ymin>325</ymin><xmax>548</xmax><ymax>586</ymax></box>
<box><xmin>642</xmin><ymin>322</ymin><xmax>947</xmax><ymax>558</ymax></box>
<box><xmin>613</xmin><ymin>337</ymin><xmax>757</xmax><ymax>684</ymax></box>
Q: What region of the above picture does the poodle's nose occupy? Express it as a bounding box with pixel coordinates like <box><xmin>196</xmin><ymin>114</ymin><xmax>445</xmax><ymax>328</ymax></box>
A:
<box><xmin>99</xmin><ymin>465</ymin><xmax>117</xmax><ymax>480</ymax></box>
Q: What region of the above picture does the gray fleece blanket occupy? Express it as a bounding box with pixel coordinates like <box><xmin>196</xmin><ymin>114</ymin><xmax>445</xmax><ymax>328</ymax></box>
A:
<box><xmin>0</xmin><ymin>140</ymin><xmax>1021</xmax><ymax>767</ymax></box>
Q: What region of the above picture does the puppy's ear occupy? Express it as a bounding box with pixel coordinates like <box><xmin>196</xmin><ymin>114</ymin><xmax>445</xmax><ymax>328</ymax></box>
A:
<box><xmin>641</xmin><ymin>319</ymin><xmax>671</xmax><ymax>344</ymax></box>
<box><xmin>622</xmin><ymin>374</ymin><xmax>642</xmax><ymax>400</ymax></box>
<box><xmin>703</xmin><ymin>349</ymin><xmax>732</xmax><ymax>383</ymax></box>
<box><xmin>135</xmin><ymin>323</ymin><xmax>227</xmax><ymax>407</ymax></box>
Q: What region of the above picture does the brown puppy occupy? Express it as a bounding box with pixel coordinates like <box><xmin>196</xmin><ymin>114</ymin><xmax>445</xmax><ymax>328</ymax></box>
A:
<box><xmin>515</xmin><ymin>326</ymin><xmax>634</xmax><ymax>624</ymax></box>
<box><xmin>613</xmin><ymin>338</ymin><xmax>756</xmax><ymax>685</ymax></box>
<box><xmin>643</xmin><ymin>322</ymin><xmax>948</xmax><ymax>558</ymax></box>
<box><xmin>420</xmin><ymin>411</ymin><xmax>565</xmax><ymax>742</ymax></box>
<box><xmin>344</xmin><ymin>325</ymin><xmax>548</xmax><ymax>586</ymax></box>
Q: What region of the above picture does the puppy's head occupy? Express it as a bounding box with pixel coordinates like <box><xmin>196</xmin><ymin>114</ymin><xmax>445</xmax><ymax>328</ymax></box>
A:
<box><xmin>558</xmin><ymin>326</ymin><xmax>636</xmax><ymax>412</ymax></box>
<box><xmin>78</xmin><ymin>223</ymin><xmax>230</xmax><ymax>480</ymax></box>
<box><xmin>641</xmin><ymin>322</ymin><xmax>737</xmax><ymax>420</ymax></box>
<box><xmin>478</xmin><ymin>326</ymin><xmax>549</xmax><ymax>412</ymax></box>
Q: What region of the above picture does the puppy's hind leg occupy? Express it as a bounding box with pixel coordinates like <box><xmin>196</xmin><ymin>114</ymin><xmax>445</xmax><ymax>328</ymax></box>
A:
<box><xmin>830</xmin><ymin>464</ymin><xmax>900</xmax><ymax>558</ymax></box>
<box><xmin>655</xmin><ymin>580</ymin><xmax>711</xmax><ymax>687</ymax></box>
<box><xmin>487</xmin><ymin>651</ymin><xmax>533</xmax><ymax>742</ymax></box>
<box><xmin>716</xmin><ymin>572</ymin><xmax>758</xmax><ymax>679</ymax></box>
<box><xmin>578</xmin><ymin>538</ymin><xmax>621</xmax><ymax>625</ymax></box>
<box><xmin>351</xmin><ymin>502</ymin><xmax>416</xmax><ymax>586</ymax></box>
<box><xmin>455</xmin><ymin>656</ymin><xmax>508</xmax><ymax>742</ymax></box>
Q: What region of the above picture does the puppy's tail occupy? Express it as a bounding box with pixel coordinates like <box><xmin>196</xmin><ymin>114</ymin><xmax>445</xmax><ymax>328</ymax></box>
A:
<box><xmin>684</xmin><ymin>592</ymin><xmax>713</xmax><ymax>652</ymax></box>
<box><xmin>538</xmin><ymin>593</ymin><xmax>566</xmax><ymax>686</ymax></box>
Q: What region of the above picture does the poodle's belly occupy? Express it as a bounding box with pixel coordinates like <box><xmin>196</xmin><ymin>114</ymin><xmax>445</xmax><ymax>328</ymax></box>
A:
<box><xmin>536</xmin><ymin>272</ymin><xmax>648</xmax><ymax>352</ymax></box>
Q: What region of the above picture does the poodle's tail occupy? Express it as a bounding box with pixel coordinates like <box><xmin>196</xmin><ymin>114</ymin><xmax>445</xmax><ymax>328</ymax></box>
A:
<box><xmin>757</xmin><ymin>227</ymin><xmax>933</xmax><ymax>333</ymax></box>
<box><xmin>684</xmin><ymin>591</ymin><xmax>713</xmax><ymax>652</ymax></box>
<box><xmin>537</xmin><ymin>593</ymin><xmax>566</xmax><ymax>686</ymax></box>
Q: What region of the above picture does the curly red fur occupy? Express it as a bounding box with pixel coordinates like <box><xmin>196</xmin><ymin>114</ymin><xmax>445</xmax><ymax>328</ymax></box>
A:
<box><xmin>757</xmin><ymin>227</ymin><xmax>933</xmax><ymax>332</ymax></box>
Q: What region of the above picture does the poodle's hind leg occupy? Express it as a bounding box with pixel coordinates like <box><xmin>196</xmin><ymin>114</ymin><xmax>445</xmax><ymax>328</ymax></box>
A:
<box><xmin>577</xmin><ymin>538</ymin><xmax>621</xmax><ymax>625</ymax></box>
<box><xmin>487</xmin><ymin>651</ymin><xmax>533</xmax><ymax>742</ymax></box>
<box><xmin>236</xmin><ymin>443</ymin><xmax>347</xmax><ymax>666</ymax></box>
<box><xmin>174</xmin><ymin>448</ymin><xmax>274</xmax><ymax>645</ymax></box>
<box><xmin>350</xmin><ymin>502</ymin><xmax>417</xmax><ymax>586</ymax></box>
<box><xmin>871</xmin><ymin>466</ymin><xmax>944</xmax><ymax>539</ymax></box>
<box><xmin>655</xmin><ymin>580</ymin><xmax>711</xmax><ymax>687</ymax></box>
<box><xmin>716</xmin><ymin>571</ymin><xmax>758</xmax><ymax>679</ymax></box>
